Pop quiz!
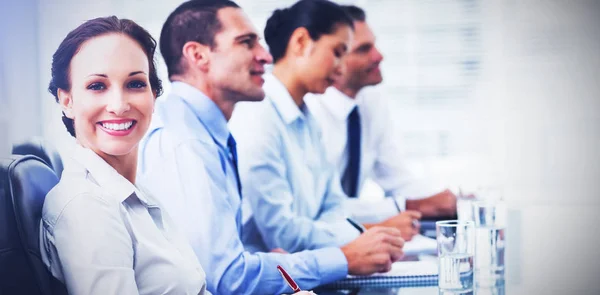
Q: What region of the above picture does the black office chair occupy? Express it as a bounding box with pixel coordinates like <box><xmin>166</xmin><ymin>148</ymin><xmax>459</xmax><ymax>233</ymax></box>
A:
<box><xmin>12</xmin><ymin>137</ymin><xmax>64</xmax><ymax>178</ymax></box>
<box><xmin>0</xmin><ymin>155</ymin><xmax>67</xmax><ymax>295</ymax></box>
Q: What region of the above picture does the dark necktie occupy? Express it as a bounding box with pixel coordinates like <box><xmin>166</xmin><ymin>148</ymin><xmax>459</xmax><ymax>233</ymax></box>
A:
<box><xmin>341</xmin><ymin>106</ymin><xmax>361</xmax><ymax>197</ymax></box>
<box><xmin>227</xmin><ymin>134</ymin><xmax>242</xmax><ymax>195</ymax></box>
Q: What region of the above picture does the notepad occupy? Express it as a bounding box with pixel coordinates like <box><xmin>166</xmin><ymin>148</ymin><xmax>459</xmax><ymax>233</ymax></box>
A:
<box><xmin>324</xmin><ymin>260</ymin><xmax>439</xmax><ymax>288</ymax></box>
<box><xmin>403</xmin><ymin>234</ymin><xmax>438</xmax><ymax>256</ymax></box>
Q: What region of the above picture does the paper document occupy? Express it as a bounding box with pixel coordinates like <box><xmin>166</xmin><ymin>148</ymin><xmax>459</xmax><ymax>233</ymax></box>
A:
<box><xmin>363</xmin><ymin>260</ymin><xmax>438</xmax><ymax>278</ymax></box>
<box><xmin>403</xmin><ymin>234</ymin><xmax>438</xmax><ymax>256</ymax></box>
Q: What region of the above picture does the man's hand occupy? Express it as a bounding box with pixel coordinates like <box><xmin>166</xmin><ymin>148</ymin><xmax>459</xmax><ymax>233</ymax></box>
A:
<box><xmin>406</xmin><ymin>189</ymin><xmax>457</xmax><ymax>217</ymax></box>
<box><xmin>341</xmin><ymin>227</ymin><xmax>405</xmax><ymax>276</ymax></box>
<box><xmin>377</xmin><ymin>210</ymin><xmax>421</xmax><ymax>241</ymax></box>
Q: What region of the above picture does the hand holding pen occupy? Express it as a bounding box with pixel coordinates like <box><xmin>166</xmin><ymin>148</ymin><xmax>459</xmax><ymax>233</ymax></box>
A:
<box><xmin>357</xmin><ymin>210</ymin><xmax>421</xmax><ymax>241</ymax></box>
<box><xmin>340</xmin><ymin>225</ymin><xmax>405</xmax><ymax>274</ymax></box>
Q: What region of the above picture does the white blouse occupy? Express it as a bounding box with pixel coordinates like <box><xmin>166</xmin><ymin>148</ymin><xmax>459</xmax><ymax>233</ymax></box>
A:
<box><xmin>40</xmin><ymin>144</ymin><xmax>210</xmax><ymax>295</ymax></box>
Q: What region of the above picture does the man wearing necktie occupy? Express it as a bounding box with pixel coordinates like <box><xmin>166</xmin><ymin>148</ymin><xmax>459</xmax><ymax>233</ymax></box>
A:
<box><xmin>227</xmin><ymin>134</ymin><xmax>242</xmax><ymax>195</ymax></box>
<box><xmin>138</xmin><ymin>1</ymin><xmax>405</xmax><ymax>294</ymax></box>
<box><xmin>341</xmin><ymin>107</ymin><xmax>361</xmax><ymax>198</ymax></box>
<box><xmin>306</xmin><ymin>5</ymin><xmax>458</xmax><ymax>233</ymax></box>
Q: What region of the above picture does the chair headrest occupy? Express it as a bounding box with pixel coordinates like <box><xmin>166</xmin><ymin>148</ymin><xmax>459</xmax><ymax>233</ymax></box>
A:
<box><xmin>12</xmin><ymin>137</ymin><xmax>64</xmax><ymax>178</ymax></box>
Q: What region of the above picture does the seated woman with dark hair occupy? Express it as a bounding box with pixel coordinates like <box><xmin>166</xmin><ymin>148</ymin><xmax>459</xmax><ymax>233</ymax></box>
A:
<box><xmin>230</xmin><ymin>0</ymin><xmax>405</xmax><ymax>261</ymax></box>
<box><xmin>40</xmin><ymin>16</ymin><xmax>209</xmax><ymax>295</ymax></box>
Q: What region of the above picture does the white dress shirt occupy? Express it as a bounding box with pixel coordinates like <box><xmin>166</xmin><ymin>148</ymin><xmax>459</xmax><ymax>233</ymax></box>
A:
<box><xmin>40</xmin><ymin>144</ymin><xmax>209</xmax><ymax>295</ymax></box>
<box><xmin>305</xmin><ymin>87</ymin><xmax>435</xmax><ymax>223</ymax></box>
<box><xmin>230</xmin><ymin>74</ymin><xmax>360</xmax><ymax>253</ymax></box>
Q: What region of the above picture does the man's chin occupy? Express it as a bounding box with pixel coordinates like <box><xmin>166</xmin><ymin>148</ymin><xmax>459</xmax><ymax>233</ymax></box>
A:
<box><xmin>367</xmin><ymin>75</ymin><xmax>383</xmax><ymax>86</ymax></box>
<box><xmin>241</xmin><ymin>90</ymin><xmax>265</xmax><ymax>102</ymax></box>
<box><xmin>227</xmin><ymin>88</ymin><xmax>265</xmax><ymax>102</ymax></box>
<box><xmin>244</xmin><ymin>96</ymin><xmax>265</xmax><ymax>102</ymax></box>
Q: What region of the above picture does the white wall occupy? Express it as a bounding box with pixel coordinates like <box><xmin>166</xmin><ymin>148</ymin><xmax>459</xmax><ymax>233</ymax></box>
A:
<box><xmin>0</xmin><ymin>0</ymin><xmax>42</xmax><ymax>156</ymax></box>
<box><xmin>494</xmin><ymin>0</ymin><xmax>600</xmax><ymax>206</ymax></box>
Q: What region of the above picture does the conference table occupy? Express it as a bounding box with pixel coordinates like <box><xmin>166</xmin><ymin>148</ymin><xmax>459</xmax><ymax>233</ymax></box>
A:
<box><xmin>315</xmin><ymin>205</ymin><xmax>600</xmax><ymax>295</ymax></box>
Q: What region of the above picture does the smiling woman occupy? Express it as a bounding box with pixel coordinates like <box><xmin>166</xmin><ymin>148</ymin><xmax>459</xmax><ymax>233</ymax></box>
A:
<box><xmin>40</xmin><ymin>16</ymin><xmax>209</xmax><ymax>295</ymax></box>
<box><xmin>49</xmin><ymin>27</ymin><xmax>161</xmax><ymax>132</ymax></box>
<box><xmin>56</xmin><ymin>33</ymin><xmax>155</xmax><ymax>163</ymax></box>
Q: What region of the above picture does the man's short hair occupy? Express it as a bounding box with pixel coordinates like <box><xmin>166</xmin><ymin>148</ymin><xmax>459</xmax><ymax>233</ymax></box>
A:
<box><xmin>340</xmin><ymin>5</ymin><xmax>366</xmax><ymax>22</ymax></box>
<box><xmin>160</xmin><ymin>0</ymin><xmax>240</xmax><ymax>77</ymax></box>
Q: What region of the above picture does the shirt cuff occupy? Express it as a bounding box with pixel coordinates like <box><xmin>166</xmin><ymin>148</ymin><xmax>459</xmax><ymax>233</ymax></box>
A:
<box><xmin>312</xmin><ymin>247</ymin><xmax>348</xmax><ymax>285</ymax></box>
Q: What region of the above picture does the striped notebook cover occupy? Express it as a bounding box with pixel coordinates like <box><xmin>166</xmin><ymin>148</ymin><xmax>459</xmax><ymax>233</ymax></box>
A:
<box><xmin>324</xmin><ymin>261</ymin><xmax>439</xmax><ymax>288</ymax></box>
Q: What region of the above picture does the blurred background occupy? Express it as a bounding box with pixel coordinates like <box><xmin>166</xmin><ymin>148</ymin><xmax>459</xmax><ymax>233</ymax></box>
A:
<box><xmin>1</xmin><ymin>0</ymin><xmax>599</xmax><ymax>292</ymax></box>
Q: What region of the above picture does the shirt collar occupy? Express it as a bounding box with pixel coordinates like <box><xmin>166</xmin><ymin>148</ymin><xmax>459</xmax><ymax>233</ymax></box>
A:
<box><xmin>264</xmin><ymin>73</ymin><xmax>305</xmax><ymax>125</ymax></box>
<box><xmin>71</xmin><ymin>144</ymin><xmax>154</xmax><ymax>206</ymax></box>
<box><xmin>320</xmin><ymin>87</ymin><xmax>358</xmax><ymax>121</ymax></box>
<box><xmin>171</xmin><ymin>81</ymin><xmax>230</xmax><ymax>147</ymax></box>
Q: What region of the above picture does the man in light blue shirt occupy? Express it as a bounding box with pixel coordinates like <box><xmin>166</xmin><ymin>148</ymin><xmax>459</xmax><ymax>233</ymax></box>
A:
<box><xmin>138</xmin><ymin>1</ymin><xmax>405</xmax><ymax>294</ymax></box>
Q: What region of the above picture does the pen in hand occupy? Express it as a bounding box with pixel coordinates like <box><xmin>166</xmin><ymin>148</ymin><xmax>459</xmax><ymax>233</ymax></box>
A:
<box><xmin>412</xmin><ymin>218</ymin><xmax>420</xmax><ymax>229</ymax></box>
<box><xmin>277</xmin><ymin>265</ymin><xmax>301</xmax><ymax>293</ymax></box>
<box><xmin>346</xmin><ymin>217</ymin><xmax>366</xmax><ymax>233</ymax></box>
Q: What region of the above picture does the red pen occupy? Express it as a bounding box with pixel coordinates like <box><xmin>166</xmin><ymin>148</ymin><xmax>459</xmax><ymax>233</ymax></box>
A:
<box><xmin>277</xmin><ymin>265</ymin><xmax>301</xmax><ymax>293</ymax></box>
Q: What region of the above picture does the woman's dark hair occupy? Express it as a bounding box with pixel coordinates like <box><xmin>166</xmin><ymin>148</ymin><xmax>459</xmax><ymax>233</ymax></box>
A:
<box><xmin>48</xmin><ymin>16</ymin><xmax>163</xmax><ymax>137</ymax></box>
<box><xmin>264</xmin><ymin>0</ymin><xmax>354</xmax><ymax>63</ymax></box>
<box><xmin>341</xmin><ymin>5</ymin><xmax>366</xmax><ymax>22</ymax></box>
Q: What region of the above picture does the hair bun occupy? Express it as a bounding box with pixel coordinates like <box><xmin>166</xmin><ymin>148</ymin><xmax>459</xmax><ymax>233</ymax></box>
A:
<box><xmin>264</xmin><ymin>8</ymin><xmax>289</xmax><ymax>42</ymax></box>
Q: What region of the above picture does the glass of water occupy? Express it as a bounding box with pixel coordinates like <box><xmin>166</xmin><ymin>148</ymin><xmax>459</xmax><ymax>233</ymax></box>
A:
<box><xmin>457</xmin><ymin>185</ymin><xmax>502</xmax><ymax>222</ymax></box>
<box><xmin>473</xmin><ymin>201</ymin><xmax>506</xmax><ymax>284</ymax></box>
<box><xmin>457</xmin><ymin>195</ymin><xmax>476</xmax><ymax>222</ymax></box>
<box><xmin>436</xmin><ymin>220</ymin><xmax>475</xmax><ymax>292</ymax></box>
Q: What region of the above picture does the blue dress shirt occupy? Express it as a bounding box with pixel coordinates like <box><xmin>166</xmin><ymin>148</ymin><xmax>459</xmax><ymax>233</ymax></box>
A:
<box><xmin>229</xmin><ymin>74</ymin><xmax>361</xmax><ymax>254</ymax></box>
<box><xmin>137</xmin><ymin>81</ymin><xmax>348</xmax><ymax>295</ymax></box>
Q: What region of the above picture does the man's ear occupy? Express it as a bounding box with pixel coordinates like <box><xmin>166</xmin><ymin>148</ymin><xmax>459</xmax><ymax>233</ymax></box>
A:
<box><xmin>57</xmin><ymin>88</ymin><xmax>74</xmax><ymax>118</ymax></box>
<box><xmin>182</xmin><ymin>41</ymin><xmax>212</xmax><ymax>72</ymax></box>
<box><xmin>287</xmin><ymin>27</ymin><xmax>313</xmax><ymax>58</ymax></box>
